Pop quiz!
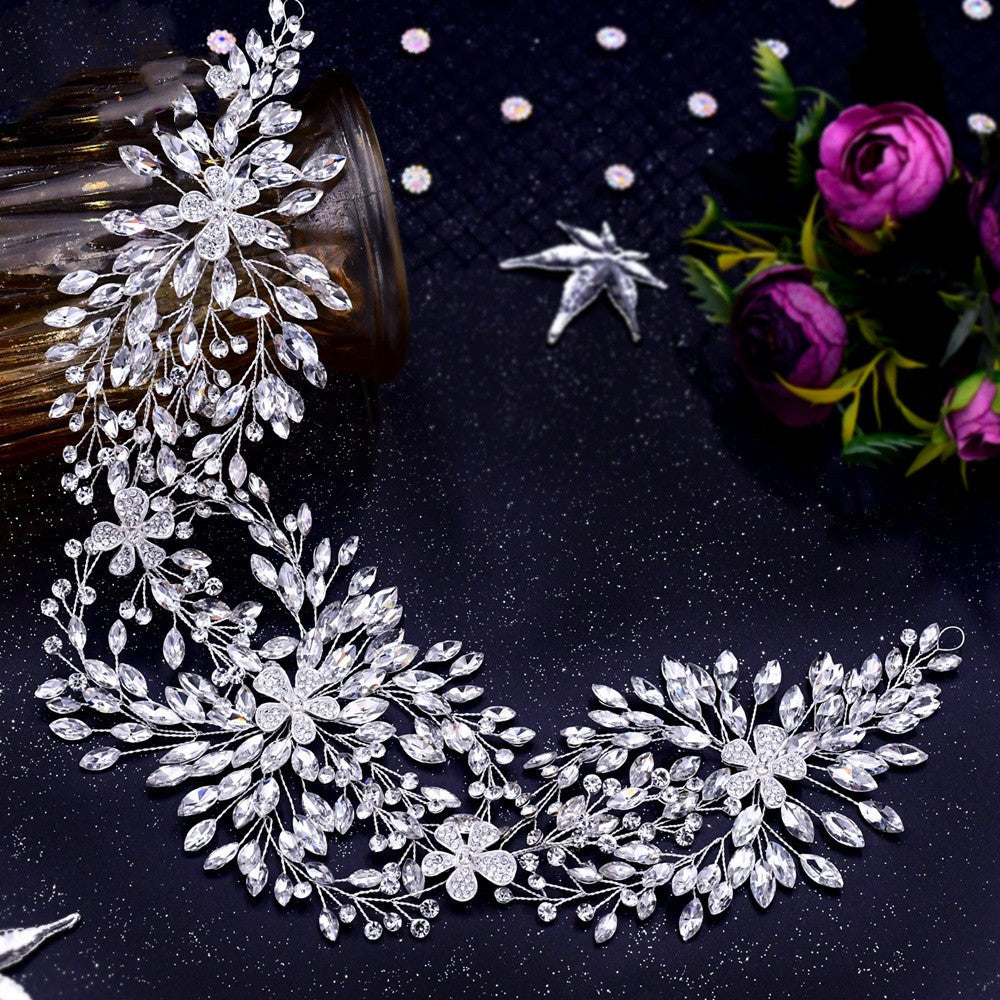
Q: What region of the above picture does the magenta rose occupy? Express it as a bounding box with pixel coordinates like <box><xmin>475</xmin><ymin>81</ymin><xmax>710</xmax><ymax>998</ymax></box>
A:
<box><xmin>729</xmin><ymin>265</ymin><xmax>847</xmax><ymax>427</ymax></box>
<box><xmin>943</xmin><ymin>373</ymin><xmax>1000</xmax><ymax>461</ymax></box>
<box><xmin>969</xmin><ymin>167</ymin><xmax>1000</xmax><ymax>271</ymax></box>
<box><xmin>816</xmin><ymin>102</ymin><xmax>953</xmax><ymax>232</ymax></box>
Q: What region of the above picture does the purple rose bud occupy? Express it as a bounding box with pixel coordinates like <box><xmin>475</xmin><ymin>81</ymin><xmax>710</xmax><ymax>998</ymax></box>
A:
<box><xmin>943</xmin><ymin>373</ymin><xmax>1000</xmax><ymax>461</ymax></box>
<box><xmin>729</xmin><ymin>265</ymin><xmax>847</xmax><ymax>427</ymax></box>
<box><xmin>816</xmin><ymin>102</ymin><xmax>953</xmax><ymax>232</ymax></box>
<box><xmin>969</xmin><ymin>166</ymin><xmax>1000</xmax><ymax>271</ymax></box>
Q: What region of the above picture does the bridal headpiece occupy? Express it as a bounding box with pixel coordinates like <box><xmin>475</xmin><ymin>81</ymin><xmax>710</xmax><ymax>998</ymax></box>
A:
<box><xmin>30</xmin><ymin>0</ymin><xmax>964</xmax><ymax>948</ymax></box>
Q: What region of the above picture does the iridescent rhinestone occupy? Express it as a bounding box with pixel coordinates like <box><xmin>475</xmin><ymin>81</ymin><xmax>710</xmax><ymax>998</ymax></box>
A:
<box><xmin>687</xmin><ymin>91</ymin><xmax>718</xmax><ymax>118</ymax></box>
<box><xmin>207</xmin><ymin>29</ymin><xmax>237</xmax><ymax>54</ymax></box>
<box><xmin>963</xmin><ymin>0</ymin><xmax>992</xmax><ymax>17</ymax></box>
<box><xmin>501</xmin><ymin>96</ymin><xmax>533</xmax><ymax>123</ymax></box>
<box><xmin>604</xmin><ymin>164</ymin><xmax>635</xmax><ymax>190</ymax></box>
<box><xmin>829</xmin><ymin>0</ymin><xmax>858</xmax><ymax>7</ymax></box>
<box><xmin>763</xmin><ymin>38</ymin><xmax>789</xmax><ymax>59</ymax></box>
<box><xmin>401</xmin><ymin>27</ymin><xmax>431</xmax><ymax>54</ymax></box>
<box><xmin>401</xmin><ymin>164</ymin><xmax>432</xmax><ymax>195</ymax></box>
<box><xmin>596</xmin><ymin>26</ymin><xmax>627</xmax><ymax>50</ymax></box>
<box><xmin>968</xmin><ymin>112</ymin><xmax>997</xmax><ymax>135</ymax></box>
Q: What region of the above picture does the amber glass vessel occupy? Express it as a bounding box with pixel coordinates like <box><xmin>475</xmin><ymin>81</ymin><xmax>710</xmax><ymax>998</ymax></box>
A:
<box><xmin>0</xmin><ymin>54</ymin><xmax>408</xmax><ymax>461</ymax></box>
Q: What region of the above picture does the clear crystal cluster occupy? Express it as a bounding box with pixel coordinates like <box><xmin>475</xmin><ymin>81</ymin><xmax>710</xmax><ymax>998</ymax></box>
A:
<box><xmin>46</xmin><ymin>0</ymin><xmax>347</xmax><ymax>480</ymax></box>
<box><xmin>35</xmin><ymin>0</ymin><xmax>535</xmax><ymax>945</ymax></box>
<box><xmin>499</xmin><ymin>624</ymin><xmax>963</xmax><ymax>943</ymax></box>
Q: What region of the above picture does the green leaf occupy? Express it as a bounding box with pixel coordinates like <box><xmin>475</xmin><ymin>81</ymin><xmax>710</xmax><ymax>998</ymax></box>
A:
<box><xmin>842</xmin><ymin>432</ymin><xmax>924</xmax><ymax>468</ymax></box>
<box><xmin>787</xmin><ymin>144</ymin><xmax>808</xmax><ymax>190</ymax></box>
<box><xmin>906</xmin><ymin>440</ymin><xmax>955</xmax><ymax>476</ymax></box>
<box><xmin>753</xmin><ymin>40</ymin><xmax>796</xmax><ymax>120</ymax></box>
<box><xmin>683</xmin><ymin>195</ymin><xmax>723</xmax><ymax>240</ymax></box>
<box><xmin>841</xmin><ymin>391</ymin><xmax>861</xmax><ymax>445</ymax></box>
<box><xmin>945</xmin><ymin>372</ymin><xmax>988</xmax><ymax>412</ymax></box>
<box><xmin>978</xmin><ymin>288</ymin><xmax>1000</xmax><ymax>357</ymax></box>
<box><xmin>939</xmin><ymin>290</ymin><xmax>974</xmax><ymax>314</ymax></box>
<box><xmin>941</xmin><ymin>303</ymin><xmax>980</xmax><ymax>364</ymax></box>
<box><xmin>794</xmin><ymin>94</ymin><xmax>828</xmax><ymax>145</ymax></box>
<box><xmin>680</xmin><ymin>256</ymin><xmax>734</xmax><ymax>324</ymax></box>
<box><xmin>973</xmin><ymin>256</ymin><xmax>990</xmax><ymax>295</ymax></box>
<box><xmin>788</xmin><ymin>95</ymin><xmax>828</xmax><ymax>188</ymax></box>
<box><xmin>800</xmin><ymin>194</ymin><xmax>821</xmax><ymax>271</ymax></box>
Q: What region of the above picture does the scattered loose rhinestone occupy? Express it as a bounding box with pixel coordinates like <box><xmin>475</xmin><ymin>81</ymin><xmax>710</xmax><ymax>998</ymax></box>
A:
<box><xmin>596</xmin><ymin>26</ymin><xmax>627</xmax><ymax>50</ymax></box>
<box><xmin>604</xmin><ymin>164</ymin><xmax>635</xmax><ymax>190</ymax></box>
<box><xmin>501</xmin><ymin>96</ymin><xmax>533</xmax><ymax>123</ymax></box>
<box><xmin>763</xmin><ymin>38</ymin><xmax>789</xmax><ymax>59</ymax></box>
<box><xmin>963</xmin><ymin>0</ymin><xmax>992</xmax><ymax>17</ymax></box>
<box><xmin>687</xmin><ymin>91</ymin><xmax>718</xmax><ymax>118</ymax></box>
<box><xmin>968</xmin><ymin>112</ymin><xmax>997</xmax><ymax>135</ymax></box>
<box><xmin>401</xmin><ymin>164</ymin><xmax>432</xmax><ymax>194</ymax></box>
<box><xmin>401</xmin><ymin>27</ymin><xmax>431</xmax><ymax>54</ymax></box>
<box><xmin>206</xmin><ymin>29</ymin><xmax>236</xmax><ymax>54</ymax></box>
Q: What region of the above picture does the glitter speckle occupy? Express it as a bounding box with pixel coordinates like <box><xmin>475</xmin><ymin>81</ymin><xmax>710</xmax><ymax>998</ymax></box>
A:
<box><xmin>968</xmin><ymin>112</ymin><xmax>997</xmax><ymax>135</ymax></box>
<box><xmin>501</xmin><ymin>96</ymin><xmax>533</xmax><ymax>123</ymax></box>
<box><xmin>401</xmin><ymin>165</ymin><xmax>432</xmax><ymax>195</ymax></box>
<box><xmin>206</xmin><ymin>29</ymin><xmax>236</xmax><ymax>55</ymax></box>
<box><xmin>687</xmin><ymin>91</ymin><xmax>718</xmax><ymax>119</ymax></box>
<box><xmin>604</xmin><ymin>164</ymin><xmax>635</xmax><ymax>190</ymax></box>
<box><xmin>963</xmin><ymin>0</ymin><xmax>993</xmax><ymax>17</ymax></box>
<box><xmin>596</xmin><ymin>26</ymin><xmax>627</xmax><ymax>50</ymax></box>
<box><xmin>763</xmin><ymin>38</ymin><xmax>789</xmax><ymax>59</ymax></box>
<box><xmin>401</xmin><ymin>27</ymin><xmax>431</xmax><ymax>54</ymax></box>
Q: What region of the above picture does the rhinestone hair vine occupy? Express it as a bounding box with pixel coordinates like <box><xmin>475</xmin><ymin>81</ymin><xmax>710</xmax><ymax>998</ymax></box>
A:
<box><xmin>28</xmin><ymin>0</ymin><xmax>966</xmax><ymax>952</ymax></box>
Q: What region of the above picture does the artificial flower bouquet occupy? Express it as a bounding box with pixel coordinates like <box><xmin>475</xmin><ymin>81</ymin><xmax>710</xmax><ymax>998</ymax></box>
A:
<box><xmin>683</xmin><ymin>40</ymin><xmax>1000</xmax><ymax>476</ymax></box>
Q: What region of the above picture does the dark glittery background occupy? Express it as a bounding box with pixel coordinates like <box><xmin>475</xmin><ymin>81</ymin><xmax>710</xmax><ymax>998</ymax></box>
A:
<box><xmin>2</xmin><ymin>1</ymin><xmax>1000</xmax><ymax>997</ymax></box>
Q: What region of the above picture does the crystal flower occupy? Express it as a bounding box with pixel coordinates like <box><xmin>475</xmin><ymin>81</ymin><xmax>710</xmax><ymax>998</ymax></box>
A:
<box><xmin>422</xmin><ymin>816</ymin><xmax>517</xmax><ymax>902</ymax></box>
<box><xmin>252</xmin><ymin>665</ymin><xmax>343</xmax><ymax>745</ymax></box>
<box><xmin>180</xmin><ymin>165</ymin><xmax>262</xmax><ymax>261</ymax></box>
<box><xmin>88</xmin><ymin>487</ymin><xmax>174</xmax><ymax>576</ymax></box>
<box><xmin>721</xmin><ymin>724</ymin><xmax>807</xmax><ymax>808</ymax></box>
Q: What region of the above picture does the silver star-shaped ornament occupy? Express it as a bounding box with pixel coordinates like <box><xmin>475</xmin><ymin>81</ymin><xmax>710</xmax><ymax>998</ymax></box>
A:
<box><xmin>0</xmin><ymin>914</ymin><xmax>79</xmax><ymax>1000</ymax></box>
<box><xmin>500</xmin><ymin>221</ymin><xmax>666</xmax><ymax>345</ymax></box>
